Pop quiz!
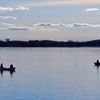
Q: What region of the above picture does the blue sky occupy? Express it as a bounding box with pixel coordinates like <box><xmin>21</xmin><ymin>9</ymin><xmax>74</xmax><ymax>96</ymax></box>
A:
<box><xmin>0</xmin><ymin>0</ymin><xmax>100</xmax><ymax>41</ymax></box>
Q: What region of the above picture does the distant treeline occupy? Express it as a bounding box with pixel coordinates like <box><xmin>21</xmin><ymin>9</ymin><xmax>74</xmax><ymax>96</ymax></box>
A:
<box><xmin>0</xmin><ymin>40</ymin><xmax>100</xmax><ymax>47</ymax></box>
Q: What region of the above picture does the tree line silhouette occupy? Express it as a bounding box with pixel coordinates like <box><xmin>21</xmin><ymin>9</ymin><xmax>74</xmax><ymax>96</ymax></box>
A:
<box><xmin>0</xmin><ymin>40</ymin><xmax>100</xmax><ymax>47</ymax></box>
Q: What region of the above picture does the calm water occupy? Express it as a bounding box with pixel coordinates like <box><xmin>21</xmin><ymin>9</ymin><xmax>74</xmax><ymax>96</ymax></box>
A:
<box><xmin>0</xmin><ymin>47</ymin><xmax>100</xmax><ymax>100</ymax></box>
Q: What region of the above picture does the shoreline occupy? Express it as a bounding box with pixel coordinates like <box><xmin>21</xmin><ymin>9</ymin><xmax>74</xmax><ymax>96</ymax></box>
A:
<box><xmin>0</xmin><ymin>39</ymin><xmax>100</xmax><ymax>47</ymax></box>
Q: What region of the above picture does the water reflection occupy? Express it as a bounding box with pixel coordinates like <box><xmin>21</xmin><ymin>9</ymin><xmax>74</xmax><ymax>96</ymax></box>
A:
<box><xmin>94</xmin><ymin>65</ymin><xmax>99</xmax><ymax>74</ymax></box>
<box><xmin>0</xmin><ymin>70</ymin><xmax>15</xmax><ymax>77</ymax></box>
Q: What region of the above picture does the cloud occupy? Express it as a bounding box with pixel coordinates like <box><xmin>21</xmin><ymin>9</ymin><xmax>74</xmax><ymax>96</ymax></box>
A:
<box><xmin>0</xmin><ymin>22</ymin><xmax>57</xmax><ymax>31</ymax></box>
<box><xmin>86</xmin><ymin>24</ymin><xmax>100</xmax><ymax>27</ymax></box>
<box><xmin>37</xmin><ymin>27</ymin><xmax>58</xmax><ymax>31</ymax></box>
<box><xmin>0</xmin><ymin>22</ymin><xmax>14</xmax><ymax>27</ymax></box>
<box><xmin>0</xmin><ymin>6</ymin><xmax>29</xmax><ymax>12</ymax></box>
<box><xmin>15</xmin><ymin>6</ymin><xmax>29</xmax><ymax>11</ymax></box>
<box><xmin>9</xmin><ymin>26</ymin><xmax>57</xmax><ymax>31</ymax></box>
<box><xmin>0</xmin><ymin>6</ymin><xmax>14</xmax><ymax>12</ymax></box>
<box><xmin>0</xmin><ymin>22</ymin><xmax>100</xmax><ymax>31</ymax></box>
<box><xmin>73</xmin><ymin>23</ymin><xmax>88</xmax><ymax>27</ymax></box>
<box><xmin>72</xmin><ymin>23</ymin><xmax>100</xmax><ymax>28</ymax></box>
<box><xmin>33</xmin><ymin>23</ymin><xmax>72</xmax><ymax>27</ymax></box>
<box><xmin>8</xmin><ymin>27</ymin><xmax>30</xmax><ymax>30</ymax></box>
<box><xmin>85</xmin><ymin>8</ymin><xmax>99</xmax><ymax>11</ymax></box>
<box><xmin>33</xmin><ymin>23</ymin><xmax>59</xmax><ymax>27</ymax></box>
<box><xmin>33</xmin><ymin>23</ymin><xmax>73</xmax><ymax>27</ymax></box>
<box><xmin>33</xmin><ymin>23</ymin><xmax>100</xmax><ymax>28</ymax></box>
<box><xmin>0</xmin><ymin>16</ymin><xmax>17</xmax><ymax>20</ymax></box>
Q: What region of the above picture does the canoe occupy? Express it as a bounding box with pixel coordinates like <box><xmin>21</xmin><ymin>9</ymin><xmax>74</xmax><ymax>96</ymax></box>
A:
<box><xmin>0</xmin><ymin>67</ymin><xmax>16</xmax><ymax>71</ymax></box>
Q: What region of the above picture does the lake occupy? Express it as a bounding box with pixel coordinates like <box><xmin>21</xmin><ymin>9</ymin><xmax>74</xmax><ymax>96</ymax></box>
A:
<box><xmin>0</xmin><ymin>47</ymin><xmax>100</xmax><ymax>100</ymax></box>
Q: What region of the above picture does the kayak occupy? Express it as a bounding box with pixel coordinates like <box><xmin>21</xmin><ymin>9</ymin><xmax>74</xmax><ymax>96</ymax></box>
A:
<box><xmin>0</xmin><ymin>67</ymin><xmax>16</xmax><ymax>71</ymax></box>
<box><xmin>94</xmin><ymin>62</ymin><xmax>100</xmax><ymax>66</ymax></box>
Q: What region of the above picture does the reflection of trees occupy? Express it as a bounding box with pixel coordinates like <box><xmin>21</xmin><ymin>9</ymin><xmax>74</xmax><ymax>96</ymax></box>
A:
<box><xmin>0</xmin><ymin>39</ymin><xmax>100</xmax><ymax>47</ymax></box>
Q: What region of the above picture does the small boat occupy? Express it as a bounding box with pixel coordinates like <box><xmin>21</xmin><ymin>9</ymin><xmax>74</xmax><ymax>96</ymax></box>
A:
<box><xmin>94</xmin><ymin>62</ymin><xmax>100</xmax><ymax>66</ymax></box>
<box><xmin>94</xmin><ymin>60</ymin><xmax>100</xmax><ymax>66</ymax></box>
<box><xmin>0</xmin><ymin>67</ymin><xmax>16</xmax><ymax>71</ymax></box>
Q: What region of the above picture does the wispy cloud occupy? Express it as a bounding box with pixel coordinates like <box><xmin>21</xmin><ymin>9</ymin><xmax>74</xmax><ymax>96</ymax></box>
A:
<box><xmin>0</xmin><ymin>6</ymin><xmax>29</xmax><ymax>12</ymax></box>
<box><xmin>0</xmin><ymin>16</ymin><xmax>17</xmax><ymax>20</ymax></box>
<box><xmin>73</xmin><ymin>23</ymin><xmax>100</xmax><ymax>27</ymax></box>
<box><xmin>36</xmin><ymin>27</ymin><xmax>58</xmax><ymax>31</ymax></box>
<box><xmin>0</xmin><ymin>22</ymin><xmax>57</xmax><ymax>31</ymax></box>
<box><xmin>0</xmin><ymin>6</ymin><xmax>14</xmax><ymax>12</ymax></box>
<box><xmin>15</xmin><ymin>6</ymin><xmax>29</xmax><ymax>11</ymax></box>
<box><xmin>8</xmin><ymin>27</ymin><xmax>30</xmax><ymax>30</ymax></box>
<box><xmin>85</xmin><ymin>8</ymin><xmax>99</xmax><ymax>11</ymax></box>
<box><xmin>0</xmin><ymin>22</ymin><xmax>100</xmax><ymax>31</ymax></box>
<box><xmin>0</xmin><ymin>22</ymin><xmax>31</xmax><ymax>30</ymax></box>
<box><xmin>33</xmin><ymin>23</ymin><xmax>72</xmax><ymax>27</ymax></box>
<box><xmin>0</xmin><ymin>22</ymin><xmax>14</xmax><ymax>27</ymax></box>
<box><xmin>33</xmin><ymin>23</ymin><xmax>100</xmax><ymax>28</ymax></box>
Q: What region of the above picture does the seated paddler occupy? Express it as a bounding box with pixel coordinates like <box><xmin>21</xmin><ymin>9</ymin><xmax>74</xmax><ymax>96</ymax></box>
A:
<box><xmin>0</xmin><ymin>63</ymin><xmax>4</xmax><ymax>68</ymax></box>
<box><xmin>10</xmin><ymin>64</ymin><xmax>13</xmax><ymax>68</ymax></box>
<box><xmin>97</xmin><ymin>60</ymin><xmax>99</xmax><ymax>63</ymax></box>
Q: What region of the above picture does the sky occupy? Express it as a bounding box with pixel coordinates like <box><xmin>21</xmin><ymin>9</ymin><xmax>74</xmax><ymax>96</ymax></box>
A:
<box><xmin>0</xmin><ymin>0</ymin><xmax>100</xmax><ymax>41</ymax></box>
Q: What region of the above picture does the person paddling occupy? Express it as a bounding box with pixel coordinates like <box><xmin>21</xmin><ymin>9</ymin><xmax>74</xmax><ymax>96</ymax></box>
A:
<box><xmin>10</xmin><ymin>64</ymin><xmax>13</xmax><ymax>69</ymax></box>
<box><xmin>97</xmin><ymin>60</ymin><xmax>99</xmax><ymax>63</ymax></box>
<box><xmin>0</xmin><ymin>63</ymin><xmax>4</xmax><ymax>69</ymax></box>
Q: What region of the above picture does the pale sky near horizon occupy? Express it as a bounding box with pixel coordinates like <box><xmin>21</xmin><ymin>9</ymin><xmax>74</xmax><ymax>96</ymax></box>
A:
<box><xmin>0</xmin><ymin>0</ymin><xmax>100</xmax><ymax>41</ymax></box>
